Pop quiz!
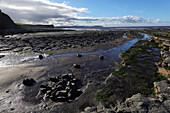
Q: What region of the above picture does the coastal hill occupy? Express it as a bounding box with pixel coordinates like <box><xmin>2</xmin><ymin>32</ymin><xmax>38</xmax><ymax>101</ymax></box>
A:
<box><xmin>0</xmin><ymin>10</ymin><xmax>17</xmax><ymax>30</ymax></box>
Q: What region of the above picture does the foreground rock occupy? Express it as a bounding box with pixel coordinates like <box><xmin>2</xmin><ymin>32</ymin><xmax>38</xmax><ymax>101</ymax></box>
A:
<box><xmin>82</xmin><ymin>80</ymin><xmax>170</xmax><ymax>113</ymax></box>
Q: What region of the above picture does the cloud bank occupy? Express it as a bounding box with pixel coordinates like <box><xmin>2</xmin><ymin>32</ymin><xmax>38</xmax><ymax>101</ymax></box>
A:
<box><xmin>0</xmin><ymin>0</ymin><xmax>165</xmax><ymax>26</ymax></box>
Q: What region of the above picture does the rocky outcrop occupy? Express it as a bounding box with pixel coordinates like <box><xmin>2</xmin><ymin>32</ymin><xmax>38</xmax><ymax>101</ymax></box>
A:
<box><xmin>81</xmin><ymin>80</ymin><xmax>170</xmax><ymax>113</ymax></box>
<box><xmin>151</xmin><ymin>36</ymin><xmax>170</xmax><ymax>77</ymax></box>
<box><xmin>0</xmin><ymin>10</ymin><xmax>17</xmax><ymax>30</ymax></box>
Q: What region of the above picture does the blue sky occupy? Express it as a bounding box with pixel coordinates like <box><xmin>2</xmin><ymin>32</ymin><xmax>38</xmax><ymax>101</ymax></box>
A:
<box><xmin>0</xmin><ymin>0</ymin><xmax>170</xmax><ymax>26</ymax></box>
<box><xmin>63</xmin><ymin>0</ymin><xmax>170</xmax><ymax>21</ymax></box>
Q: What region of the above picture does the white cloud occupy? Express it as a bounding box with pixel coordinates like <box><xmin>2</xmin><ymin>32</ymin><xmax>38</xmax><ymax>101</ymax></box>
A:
<box><xmin>0</xmin><ymin>0</ymin><xmax>165</xmax><ymax>26</ymax></box>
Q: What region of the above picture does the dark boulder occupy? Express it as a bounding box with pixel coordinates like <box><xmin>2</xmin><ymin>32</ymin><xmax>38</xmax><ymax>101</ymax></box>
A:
<box><xmin>77</xmin><ymin>53</ymin><xmax>82</xmax><ymax>57</ymax></box>
<box><xmin>99</xmin><ymin>55</ymin><xmax>104</xmax><ymax>60</ymax></box>
<box><xmin>23</xmin><ymin>78</ymin><xmax>36</xmax><ymax>86</ymax></box>
<box><xmin>39</xmin><ymin>55</ymin><xmax>44</xmax><ymax>60</ymax></box>
<box><xmin>0</xmin><ymin>55</ymin><xmax>5</xmax><ymax>58</ymax></box>
<box><xmin>73</xmin><ymin>64</ymin><xmax>81</xmax><ymax>68</ymax></box>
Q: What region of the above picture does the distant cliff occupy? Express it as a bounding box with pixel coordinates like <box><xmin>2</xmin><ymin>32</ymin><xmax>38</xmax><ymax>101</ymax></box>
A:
<box><xmin>0</xmin><ymin>10</ymin><xmax>17</xmax><ymax>30</ymax></box>
<box><xmin>19</xmin><ymin>24</ymin><xmax>54</xmax><ymax>30</ymax></box>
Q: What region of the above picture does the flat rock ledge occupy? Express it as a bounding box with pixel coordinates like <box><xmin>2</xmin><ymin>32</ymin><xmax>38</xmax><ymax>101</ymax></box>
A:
<box><xmin>81</xmin><ymin>80</ymin><xmax>170</xmax><ymax>113</ymax></box>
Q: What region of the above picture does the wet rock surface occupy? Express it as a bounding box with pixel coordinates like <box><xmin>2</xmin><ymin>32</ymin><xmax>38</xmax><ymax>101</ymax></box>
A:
<box><xmin>0</xmin><ymin>31</ymin><xmax>125</xmax><ymax>53</ymax></box>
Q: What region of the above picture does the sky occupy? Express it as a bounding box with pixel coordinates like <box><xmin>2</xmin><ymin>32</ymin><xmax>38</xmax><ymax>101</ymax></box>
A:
<box><xmin>0</xmin><ymin>0</ymin><xmax>170</xmax><ymax>27</ymax></box>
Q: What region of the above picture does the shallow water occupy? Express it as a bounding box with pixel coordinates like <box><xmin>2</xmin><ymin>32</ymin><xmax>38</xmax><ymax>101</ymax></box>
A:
<box><xmin>0</xmin><ymin>34</ymin><xmax>150</xmax><ymax>67</ymax></box>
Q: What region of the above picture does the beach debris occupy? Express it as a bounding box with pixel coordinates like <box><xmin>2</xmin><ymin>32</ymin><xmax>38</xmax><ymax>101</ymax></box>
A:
<box><xmin>23</xmin><ymin>78</ymin><xmax>36</xmax><ymax>86</ymax></box>
<box><xmin>40</xmin><ymin>73</ymin><xmax>82</xmax><ymax>102</ymax></box>
<box><xmin>77</xmin><ymin>53</ymin><xmax>82</xmax><ymax>57</ymax></box>
<box><xmin>39</xmin><ymin>54</ymin><xmax>44</xmax><ymax>60</ymax></box>
<box><xmin>73</xmin><ymin>64</ymin><xmax>81</xmax><ymax>68</ymax></box>
<box><xmin>99</xmin><ymin>55</ymin><xmax>104</xmax><ymax>60</ymax></box>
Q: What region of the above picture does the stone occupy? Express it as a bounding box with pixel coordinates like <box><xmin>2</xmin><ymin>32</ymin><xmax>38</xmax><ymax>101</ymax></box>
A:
<box><xmin>56</xmin><ymin>96</ymin><xmax>67</xmax><ymax>102</ymax></box>
<box><xmin>73</xmin><ymin>64</ymin><xmax>81</xmax><ymax>69</ymax></box>
<box><xmin>77</xmin><ymin>53</ymin><xmax>82</xmax><ymax>57</ymax></box>
<box><xmin>61</xmin><ymin>74</ymin><xmax>70</xmax><ymax>80</ymax></box>
<box><xmin>99</xmin><ymin>55</ymin><xmax>104</xmax><ymax>60</ymax></box>
<box><xmin>30</xmin><ymin>78</ymin><xmax>36</xmax><ymax>83</ymax></box>
<box><xmin>162</xmin><ymin>57</ymin><xmax>170</xmax><ymax>69</ymax></box>
<box><xmin>149</xmin><ymin>39</ymin><xmax>155</xmax><ymax>42</ymax></box>
<box><xmin>55</xmin><ymin>91</ymin><xmax>67</xmax><ymax>98</ymax></box>
<box><xmin>154</xmin><ymin>80</ymin><xmax>170</xmax><ymax>99</ymax></box>
<box><xmin>68</xmin><ymin>73</ymin><xmax>74</xmax><ymax>77</ymax></box>
<box><xmin>39</xmin><ymin>54</ymin><xmax>44</xmax><ymax>60</ymax></box>
<box><xmin>57</xmin><ymin>85</ymin><xmax>65</xmax><ymax>90</ymax></box>
<box><xmin>50</xmin><ymin>77</ymin><xmax>58</xmax><ymax>82</ymax></box>
<box><xmin>84</xmin><ymin>107</ymin><xmax>97</xmax><ymax>112</ymax></box>
<box><xmin>40</xmin><ymin>87</ymin><xmax>47</xmax><ymax>94</ymax></box>
<box><xmin>10</xmin><ymin>108</ymin><xmax>15</xmax><ymax>111</ymax></box>
<box><xmin>0</xmin><ymin>55</ymin><xmax>5</xmax><ymax>58</ymax></box>
<box><xmin>23</xmin><ymin>78</ymin><xmax>36</xmax><ymax>86</ymax></box>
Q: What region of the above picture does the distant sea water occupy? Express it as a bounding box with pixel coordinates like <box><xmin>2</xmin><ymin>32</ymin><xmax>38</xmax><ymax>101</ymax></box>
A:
<box><xmin>62</xmin><ymin>27</ymin><xmax>149</xmax><ymax>31</ymax></box>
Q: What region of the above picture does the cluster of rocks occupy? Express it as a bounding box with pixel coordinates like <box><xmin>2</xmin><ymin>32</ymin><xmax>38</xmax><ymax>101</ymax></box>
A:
<box><xmin>81</xmin><ymin>80</ymin><xmax>170</xmax><ymax>113</ymax></box>
<box><xmin>0</xmin><ymin>31</ymin><xmax>124</xmax><ymax>53</ymax></box>
<box><xmin>151</xmin><ymin>36</ymin><xmax>170</xmax><ymax>77</ymax></box>
<box><xmin>40</xmin><ymin>73</ymin><xmax>82</xmax><ymax>102</ymax></box>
